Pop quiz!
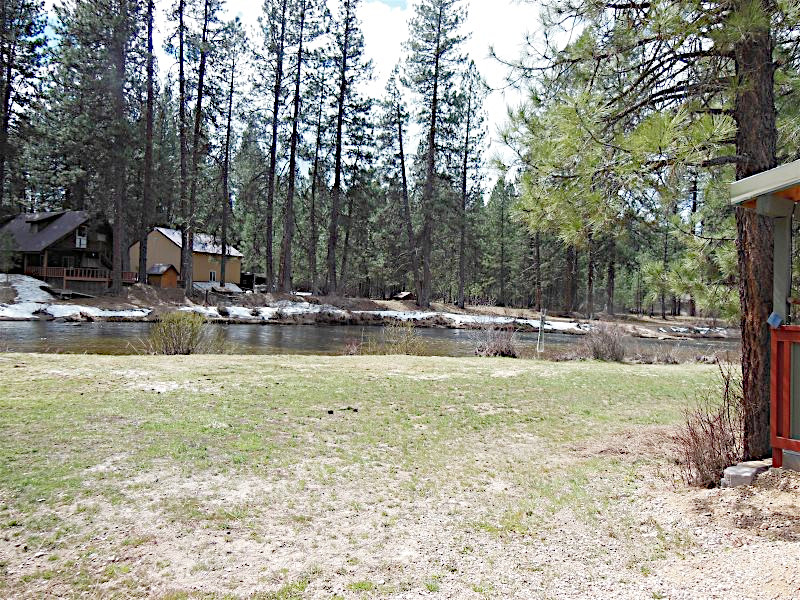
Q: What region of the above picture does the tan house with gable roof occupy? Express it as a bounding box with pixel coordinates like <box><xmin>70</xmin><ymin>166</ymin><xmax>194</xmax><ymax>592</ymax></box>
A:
<box><xmin>129</xmin><ymin>227</ymin><xmax>243</xmax><ymax>285</ymax></box>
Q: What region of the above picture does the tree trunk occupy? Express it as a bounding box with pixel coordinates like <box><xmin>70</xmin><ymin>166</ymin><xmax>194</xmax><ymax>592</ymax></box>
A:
<box><xmin>279</xmin><ymin>0</ymin><xmax>306</xmax><ymax>292</ymax></box>
<box><xmin>185</xmin><ymin>0</ymin><xmax>212</xmax><ymax>297</ymax></box>
<box><xmin>534</xmin><ymin>232</ymin><xmax>542</xmax><ymax>312</ymax></box>
<box><xmin>308</xmin><ymin>85</ymin><xmax>323</xmax><ymax>294</ymax></box>
<box><xmin>326</xmin><ymin>0</ymin><xmax>351</xmax><ymax>294</ymax></box>
<box><xmin>220</xmin><ymin>41</ymin><xmax>237</xmax><ymax>287</ymax></box>
<box><xmin>340</xmin><ymin>190</ymin><xmax>354</xmax><ymax>293</ymax></box>
<box><xmin>734</xmin><ymin>15</ymin><xmax>777</xmax><ymax>460</ymax></box>
<box><xmin>499</xmin><ymin>191</ymin><xmax>506</xmax><ymax>306</ymax></box>
<box><xmin>419</xmin><ymin>6</ymin><xmax>444</xmax><ymax>308</ymax></box>
<box><xmin>266</xmin><ymin>0</ymin><xmax>288</xmax><ymax>292</ymax></box>
<box><xmin>606</xmin><ymin>243</ymin><xmax>615</xmax><ymax>316</ymax></box>
<box><xmin>397</xmin><ymin>101</ymin><xmax>420</xmax><ymax>300</ymax></box>
<box><xmin>0</xmin><ymin>1</ymin><xmax>17</xmax><ymax>212</ymax></box>
<box><xmin>586</xmin><ymin>234</ymin><xmax>594</xmax><ymax>319</ymax></box>
<box><xmin>564</xmin><ymin>245</ymin><xmax>575</xmax><ymax>313</ymax></box>
<box><xmin>138</xmin><ymin>0</ymin><xmax>155</xmax><ymax>282</ymax></box>
<box><xmin>457</xmin><ymin>80</ymin><xmax>473</xmax><ymax>310</ymax></box>
<box><xmin>178</xmin><ymin>0</ymin><xmax>189</xmax><ymax>288</ymax></box>
<box><xmin>110</xmin><ymin>2</ymin><xmax>128</xmax><ymax>295</ymax></box>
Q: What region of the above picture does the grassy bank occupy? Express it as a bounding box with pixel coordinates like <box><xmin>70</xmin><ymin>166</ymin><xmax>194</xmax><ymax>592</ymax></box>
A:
<box><xmin>0</xmin><ymin>354</ymin><xmax>740</xmax><ymax>598</ymax></box>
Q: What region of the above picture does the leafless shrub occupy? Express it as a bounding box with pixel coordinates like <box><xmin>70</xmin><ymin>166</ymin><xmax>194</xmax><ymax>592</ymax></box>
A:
<box><xmin>628</xmin><ymin>343</ymin><xmax>682</xmax><ymax>365</ymax></box>
<box><xmin>581</xmin><ymin>323</ymin><xmax>626</xmax><ymax>362</ymax></box>
<box><xmin>673</xmin><ymin>362</ymin><xmax>746</xmax><ymax>487</ymax></box>
<box><xmin>343</xmin><ymin>338</ymin><xmax>363</xmax><ymax>356</ymax></box>
<box><xmin>139</xmin><ymin>311</ymin><xmax>225</xmax><ymax>355</ymax></box>
<box><xmin>345</xmin><ymin>321</ymin><xmax>427</xmax><ymax>356</ymax></box>
<box><xmin>473</xmin><ymin>324</ymin><xmax>520</xmax><ymax>358</ymax></box>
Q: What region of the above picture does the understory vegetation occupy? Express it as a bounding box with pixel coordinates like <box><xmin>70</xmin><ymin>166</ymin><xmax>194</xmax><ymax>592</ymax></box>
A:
<box><xmin>139</xmin><ymin>312</ymin><xmax>225</xmax><ymax>355</ymax></box>
<box><xmin>472</xmin><ymin>325</ymin><xmax>520</xmax><ymax>358</ymax></box>
<box><xmin>674</xmin><ymin>362</ymin><xmax>746</xmax><ymax>488</ymax></box>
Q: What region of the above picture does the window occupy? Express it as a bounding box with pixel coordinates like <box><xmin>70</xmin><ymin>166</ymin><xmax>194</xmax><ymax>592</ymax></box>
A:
<box><xmin>209</xmin><ymin>270</ymin><xmax>217</xmax><ymax>282</ymax></box>
<box><xmin>75</xmin><ymin>226</ymin><xmax>88</xmax><ymax>249</ymax></box>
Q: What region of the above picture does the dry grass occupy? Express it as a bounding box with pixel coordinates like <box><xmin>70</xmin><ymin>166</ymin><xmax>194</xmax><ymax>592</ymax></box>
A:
<box><xmin>3</xmin><ymin>354</ymin><xmax>788</xmax><ymax>599</ymax></box>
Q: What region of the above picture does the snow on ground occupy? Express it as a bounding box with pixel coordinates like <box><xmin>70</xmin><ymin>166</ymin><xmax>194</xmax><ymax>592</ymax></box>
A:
<box><xmin>181</xmin><ymin>300</ymin><xmax>349</xmax><ymax>322</ymax></box>
<box><xmin>6</xmin><ymin>274</ymin><xmax>52</xmax><ymax>303</ymax></box>
<box><xmin>0</xmin><ymin>274</ymin><xmax>151</xmax><ymax>321</ymax></box>
<box><xmin>354</xmin><ymin>309</ymin><xmax>590</xmax><ymax>333</ymax></box>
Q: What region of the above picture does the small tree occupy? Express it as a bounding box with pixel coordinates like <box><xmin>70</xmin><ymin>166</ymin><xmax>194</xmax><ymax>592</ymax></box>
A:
<box><xmin>0</xmin><ymin>232</ymin><xmax>14</xmax><ymax>282</ymax></box>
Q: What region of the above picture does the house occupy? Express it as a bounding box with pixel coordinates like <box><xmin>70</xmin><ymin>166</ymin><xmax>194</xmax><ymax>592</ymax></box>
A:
<box><xmin>129</xmin><ymin>227</ymin><xmax>243</xmax><ymax>286</ymax></box>
<box><xmin>0</xmin><ymin>210</ymin><xmax>135</xmax><ymax>292</ymax></box>
<box><xmin>146</xmin><ymin>263</ymin><xmax>179</xmax><ymax>289</ymax></box>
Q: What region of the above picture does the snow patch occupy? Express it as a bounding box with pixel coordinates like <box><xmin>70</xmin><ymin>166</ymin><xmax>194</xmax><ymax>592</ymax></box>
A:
<box><xmin>0</xmin><ymin>274</ymin><xmax>151</xmax><ymax>320</ymax></box>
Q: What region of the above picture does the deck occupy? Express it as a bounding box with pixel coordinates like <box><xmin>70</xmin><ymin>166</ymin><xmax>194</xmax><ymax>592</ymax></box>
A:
<box><xmin>25</xmin><ymin>267</ymin><xmax>138</xmax><ymax>287</ymax></box>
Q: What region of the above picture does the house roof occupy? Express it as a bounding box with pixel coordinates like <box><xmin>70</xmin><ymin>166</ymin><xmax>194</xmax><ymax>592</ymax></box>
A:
<box><xmin>0</xmin><ymin>210</ymin><xmax>90</xmax><ymax>253</ymax></box>
<box><xmin>154</xmin><ymin>227</ymin><xmax>243</xmax><ymax>258</ymax></box>
<box><xmin>730</xmin><ymin>159</ymin><xmax>800</xmax><ymax>205</ymax></box>
<box><xmin>147</xmin><ymin>263</ymin><xmax>178</xmax><ymax>276</ymax></box>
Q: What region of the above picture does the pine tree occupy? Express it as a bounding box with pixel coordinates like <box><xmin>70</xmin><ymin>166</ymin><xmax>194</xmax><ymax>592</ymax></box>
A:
<box><xmin>260</xmin><ymin>0</ymin><xmax>289</xmax><ymax>291</ymax></box>
<box><xmin>277</xmin><ymin>0</ymin><xmax>325</xmax><ymax>292</ymax></box>
<box><xmin>137</xmin><ymin>0</ymin><xmax>155</xmax><ymax>280</ymax></box>
<box><xmin>509</xmin><ymin>0</ymin><xmax>800</xmax><ymax>456</ymax></box>
<box><xmin>378</xmin><ymin>66</ymin><xmax>419</xmax><ymax>297</ymax></box>
<box><xmin>404</xmin><ymin>0</ymin><xmax>467</xmax><ymax>307</ymax></box>
<box><xmin>325</xmin><ymin>0</ymin><xmax>371</xmax><ymax>294</ymax></box>
<box><xmin>219</xmin><ymin>19</ymin><xmax>246</xmax><ymax>287</ymax></box>
<box><xmin>455</xmin><ymin>60</ymin><xmax>485</xmax><ymax>309</ymax></box>
<box><xmin>0</xmin><ymin>0</ymin><xmax>45</xmax><ymax>213</ymax></box>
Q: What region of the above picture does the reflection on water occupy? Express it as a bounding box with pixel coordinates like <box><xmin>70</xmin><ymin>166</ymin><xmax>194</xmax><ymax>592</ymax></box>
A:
<box><xmin>0</xmin><ymin>320</ymin><xmax>740</xmax><ymax>359</ymax></box>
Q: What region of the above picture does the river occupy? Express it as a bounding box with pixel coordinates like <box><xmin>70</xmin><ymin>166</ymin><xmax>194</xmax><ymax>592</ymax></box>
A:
<box><xmin>0</xmin><ymin>321</ymin><xmax>741</xmax><ymax>359</ymax></box>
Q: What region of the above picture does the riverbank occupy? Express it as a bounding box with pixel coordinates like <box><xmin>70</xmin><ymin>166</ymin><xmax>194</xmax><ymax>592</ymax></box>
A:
<box><xmin>0</xmin><ymin>275</ymin><xmax>734</xmax><ymax>341</ymax></box>
<box><xmin>0</xmin><ymin>354</ymin><xmax>794</xmax><ymax>599</ymax></box>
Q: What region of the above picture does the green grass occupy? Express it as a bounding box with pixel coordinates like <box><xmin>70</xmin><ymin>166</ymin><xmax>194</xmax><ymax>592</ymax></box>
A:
<box><xmin>0</xmin><ymin>353</ymin><xmax>719</xmax><ymax>597</ymax></box>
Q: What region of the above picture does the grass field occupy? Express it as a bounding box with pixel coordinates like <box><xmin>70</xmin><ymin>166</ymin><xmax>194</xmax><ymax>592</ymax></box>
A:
<box><xmin>0</xmin><ymin>354</ymin><xmax>796</xmax><ymax>599</ymax></box>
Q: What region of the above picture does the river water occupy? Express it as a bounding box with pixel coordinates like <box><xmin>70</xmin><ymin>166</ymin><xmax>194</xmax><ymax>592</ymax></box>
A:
<box><xmin>0</xmin><ymin>321</ymin><xmax>741</xmax><ymax>359</ymax></box>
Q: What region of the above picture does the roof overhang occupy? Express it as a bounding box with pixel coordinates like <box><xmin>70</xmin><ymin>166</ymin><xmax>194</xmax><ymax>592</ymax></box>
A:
<box><xmin>731</xmin><ymin>159</ymin><xmax>800</xmax><ymax>207</ymax></box>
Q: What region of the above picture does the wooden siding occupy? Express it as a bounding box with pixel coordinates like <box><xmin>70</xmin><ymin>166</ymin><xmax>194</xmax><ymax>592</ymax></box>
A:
<box><xmin>130</xmin><ymin>230</ymin><xmax>242</xmax><ymax>284</ymax></box>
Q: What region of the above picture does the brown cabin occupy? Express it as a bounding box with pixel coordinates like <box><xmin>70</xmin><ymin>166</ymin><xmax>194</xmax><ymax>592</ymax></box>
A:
<box><xmin>0</xmin><ymin>210</ymin><xmax>135</xmax><ymax>292</ymax></box>
<box><xmin>147</xmin><ymin>263</ymin><xmax>179</xmax><ymax>289</ymax></box>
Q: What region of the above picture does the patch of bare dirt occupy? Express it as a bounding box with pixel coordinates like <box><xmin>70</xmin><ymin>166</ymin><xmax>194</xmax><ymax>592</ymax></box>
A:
<box><xmin>315</xmin><ymin>295</ymin><xmax>384</xmax><ymax>311</ymax></box>
<box><xmin>0</xmin><ymin>281</ymin><xmax>14</xmax><ymax>304</ymax></box>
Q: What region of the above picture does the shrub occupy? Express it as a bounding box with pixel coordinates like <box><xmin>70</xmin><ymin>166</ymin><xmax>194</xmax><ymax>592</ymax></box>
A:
<box><xmin>581</xmin><ymin>323</ymin><xmax>626</xmax><ymax>362</ymax></box>
<box><xmin>473</xmin><ymin>324</ymin><xmax>519</xmax><ymax>358</ymax></box>
<box><xmin>380</xmin><ymin>320</ymin><xmax>426</xmax><ymax>355</ymax></box>
<box><xmin>143</xmin><ymin>311</ymin><xmax>224</xmax><ymax>355</ymax></box>
<box><xmin>345</xmin><ymin>321</ymin><xmax>427</xmax><ymax>356</ymax></box>
<box><xmin>343</xmin><ymin>338</ymin><xmax>363</xmax><ymax>356</ymax></box>
<box><xmin>673</xmin><ymin>362</ymin><xmax>745</xmax><ymax>487</ymax></box>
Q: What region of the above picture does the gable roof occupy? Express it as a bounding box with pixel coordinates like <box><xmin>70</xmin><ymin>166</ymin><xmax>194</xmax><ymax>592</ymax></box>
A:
<box><xmin>147</xmin><ymin>263</ymin><xmax>179</xmax><ymax>276</ymax></box>
<box><xmin>0</xmin><ymin>211</ymin><xmax>91</xmax><ymax>253</ymax></box>
<box><xmin>154</xmin><ymin>227</ymin><xmax>243</xmax><ymax>258</ymax></box>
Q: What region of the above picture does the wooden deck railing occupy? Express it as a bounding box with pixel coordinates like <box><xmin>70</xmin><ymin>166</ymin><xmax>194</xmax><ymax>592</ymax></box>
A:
<box><xmin>771</xmin><ymin>326</ymin><xmax>800</xmax><ymax>468</ymax></box>
<box><xmin>25</xmin><ymin>267</ymin><xmax>138</xmax><ymax>285</ymax></box>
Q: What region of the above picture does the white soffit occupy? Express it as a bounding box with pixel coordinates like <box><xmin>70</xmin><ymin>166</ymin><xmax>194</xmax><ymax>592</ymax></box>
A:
<box><xmin>730</xmin><ymin>159</ymin><xmax>800</xmax><ymax>205</ymax></box>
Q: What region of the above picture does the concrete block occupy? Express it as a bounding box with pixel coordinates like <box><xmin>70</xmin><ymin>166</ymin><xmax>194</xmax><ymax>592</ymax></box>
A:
<box><xmin>722</xmin><ymin>459</ymin><xmax>771</xmax><ymax>488</ymax></box>
<box><xmin>782</xmin><ymin>450</ymin><xmax>800</xmax><ymax>471</ymax></box>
